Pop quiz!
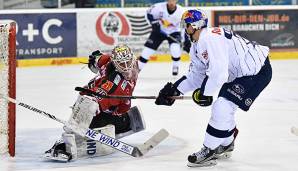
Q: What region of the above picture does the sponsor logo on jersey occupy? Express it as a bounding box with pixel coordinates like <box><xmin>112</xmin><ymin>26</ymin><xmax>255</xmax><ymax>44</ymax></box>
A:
<box><xmin>201</xmin><ymin>50</ymin><xmax>208</xmax><ymax>60</ymax></box>
<box><xmin>245</xmin><ymin>98</ymin><xmax>253</xmax><ymax>106</ymax></box>
<box><xmin>121</xmin><ymin>80</ymin><xmax>128</xmax><ymax>90</ymax></box>
<box><xmin>232</xmin><ymin>84</ymin><xmax>245</xmax><ymax>94</ymax></box>
<box><xmin>101</xmin><ymin>80</ymin><xmax>114</xmax><ymax>92</ymax></box>
<box><xmin>114</xmin><ymin>74</ymin><xmax>121</xmax><ymax>85</ymax></box>
<box><xmin>227</xmin><ymin>88</ymin><xmax>243</xmax><ymax>101</ymax></box>
<box><xmin>95</xmin><ymin>88</ymin><xmax>107</xmax><ymax>100</ymax></box>
<box><xmin>161</xmin><ymin>19</ymin><xmax>174</xmax><ymax>28</ymax></box>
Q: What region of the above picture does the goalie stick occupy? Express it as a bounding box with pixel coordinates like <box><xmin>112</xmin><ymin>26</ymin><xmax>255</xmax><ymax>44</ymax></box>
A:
<box><xmin>0</xmin><ymin>94</ymin><xmax>169</xmax><ymax>157</ymax></box>
<box><xmin>75</xmin><ymin>87</ymin><xmax>192</xmax><ymax>100</ymax></box>
<box><xmin>291</xmin><ymin>127</ymin><xmax>298</xmax><ymax>136</ymax></box>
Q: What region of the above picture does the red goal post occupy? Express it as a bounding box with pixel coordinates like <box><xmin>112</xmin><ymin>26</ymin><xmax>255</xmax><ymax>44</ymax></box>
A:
<box><xmin>0</xmin><ymin>22</ymin><xmax>16</xmax><ymax>157</ymax></box>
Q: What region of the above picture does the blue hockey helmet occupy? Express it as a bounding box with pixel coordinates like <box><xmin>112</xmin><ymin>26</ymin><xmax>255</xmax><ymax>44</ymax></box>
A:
<box><xmin>181</xmin><ymin>9</ymin><xmax>208</xmax><ymax>30</ymax></box>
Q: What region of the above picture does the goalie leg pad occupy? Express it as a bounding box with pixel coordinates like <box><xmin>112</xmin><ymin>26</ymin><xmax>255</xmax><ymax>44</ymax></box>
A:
<box><xmin>45</xmin><ymin>125</ymin><xmax>116</xmax><ymax>162</ymax></box>
<box><xmin>65</xmin><ymin>95</ymin><xmax>99</xmax><ymax>136</ymax></box>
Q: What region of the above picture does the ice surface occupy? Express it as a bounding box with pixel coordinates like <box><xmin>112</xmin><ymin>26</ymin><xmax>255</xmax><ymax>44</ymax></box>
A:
<box><xmin>1</xmin><ymin>60</ymin><xmax>298</xmax><ymax>171</ymax></box>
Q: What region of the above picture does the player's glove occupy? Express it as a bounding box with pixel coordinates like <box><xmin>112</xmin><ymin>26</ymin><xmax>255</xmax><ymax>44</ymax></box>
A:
<box><xmin>88</xmin><ymin>50</ymin><xmax>103</xmax><ymax>73</ymax></box>
<box><xmin>192</xmin><ymin>88</ymin><xmax>213</xmax><ymax>107</ymax></box>
<box><xmin>151</xmin><ymin>20</ymin><xmax>161</xmax><ymax>33</ymax></box>
<box><xmin>155</xmin><ymin>82</ymin><xmax>180</xmax><ymax>106</ymax></box>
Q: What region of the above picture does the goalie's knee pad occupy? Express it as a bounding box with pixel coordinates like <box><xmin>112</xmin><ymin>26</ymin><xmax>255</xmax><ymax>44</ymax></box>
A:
<box><xmin>65</xmin><ymin>95</ymin><xmax>100</xmax><ymax>135</ymax></box>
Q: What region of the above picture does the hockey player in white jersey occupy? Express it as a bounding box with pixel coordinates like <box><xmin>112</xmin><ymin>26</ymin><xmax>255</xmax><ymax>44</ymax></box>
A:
<box><xmin>138</xmin><ymin>0</ymin><xmax>190</xmax><ymax>76</ymax></box>
<box><xmin>155</xmin><ymin>9</ymin><xmax>272</xmax><ymax>167</ymax></box>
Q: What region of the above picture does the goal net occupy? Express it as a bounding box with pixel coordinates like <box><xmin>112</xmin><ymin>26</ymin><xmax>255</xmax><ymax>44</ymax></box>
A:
<box><xmin>0</xmin><ymin>22</ymin><xmax>16</xmax><ymax>157</ymax></box>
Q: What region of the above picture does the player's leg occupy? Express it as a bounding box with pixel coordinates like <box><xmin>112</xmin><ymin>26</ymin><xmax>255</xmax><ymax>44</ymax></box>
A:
<box><xmin>209</xmin><ymin>57</ymin><xmax>272</xmax><ymax>161</ymax></box>
<box><xmin>168</xmin><ymin>32</ymin><xmax>182</xmax><ymax>76</ymax></box>
<box><xmin>138</xmin><ymin>32</ymin><xmax>165</xmax><ymax>70</ymax></box>
<box><xmin>214</xmin><ymin>127</ymin><xmax>238</xmax><ymax>160</ymax></box>
<box><xmin>169</xmin><ymin>43</ymin><xmax>181</xmax><ymax>76</ymax></box>
<box><xmin>187</xmin><ymin>97</ymin><xmax>238</xmax><ymax>167</ymax></box>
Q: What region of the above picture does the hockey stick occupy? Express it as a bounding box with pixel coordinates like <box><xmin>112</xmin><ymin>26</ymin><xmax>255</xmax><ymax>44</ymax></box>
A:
<box><xmin>160</xmin><ymin>30</ymin><xmax>181</xmax><ymax>44</ymax></box>
<box><xmin>0</xmin><ymin>94</ymin><xmax>169</xmax><ymax>157</ymax></box>
<box><xmin>75</xmin><ymin>87</ymin><xmax>192</xmax><ymax>100</ymax></box>
<box><xmin>291</xmin><ymin>127</ymin><xmax>298</xmax><ymax>136</ymax></box>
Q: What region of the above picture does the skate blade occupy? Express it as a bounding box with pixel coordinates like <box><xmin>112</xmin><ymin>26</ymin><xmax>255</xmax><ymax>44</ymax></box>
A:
<box><xmin>44</xmin><ymin>153</ymin><xmax>70</xmax><ymax>162</ymax></box>
<box><xmin>187</xmin><ymin>160</ymin><xmax>217</xmax><ymax>167</ymax></box>
<box><xmin>215</xmin><ymin>152</ymin><xmax>232</xmax><ymax>160</ymax></box>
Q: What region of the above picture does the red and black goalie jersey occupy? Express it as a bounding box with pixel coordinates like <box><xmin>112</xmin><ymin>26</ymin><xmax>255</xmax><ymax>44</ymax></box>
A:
<box><xmin>83</xmin><ymin>54</ymin><xmax>137</xmax><ymax>116</ymax></box>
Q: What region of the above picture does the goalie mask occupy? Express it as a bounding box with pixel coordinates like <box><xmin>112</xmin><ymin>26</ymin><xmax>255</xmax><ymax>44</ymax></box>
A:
<box><xmin>111</xmin><ymin>44</ymin><xmax>137</xmax><ymax>80</ymax></box>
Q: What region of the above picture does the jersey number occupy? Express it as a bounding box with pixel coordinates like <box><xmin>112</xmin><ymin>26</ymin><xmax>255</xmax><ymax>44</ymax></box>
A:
<box><xmin>211</xmin><ymin>27</ymin><xmax>232</xmax><ymax>40</ymax></box>
<box><xmin>211</xmin><ymin>27</ymin><xmax>221</xmax><ymax>35</ymax></box>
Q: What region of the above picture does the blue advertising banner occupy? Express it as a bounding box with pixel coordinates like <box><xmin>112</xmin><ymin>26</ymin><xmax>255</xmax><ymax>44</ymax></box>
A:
<box><xmin>0</xmin><ymin>13</ymin><xmax>77</xmax><ymax>59</ymax></box>
<box><xmin>188</xmin><ymin>0</ymin><xmax>249</xmax><ymax>6</ymax></box>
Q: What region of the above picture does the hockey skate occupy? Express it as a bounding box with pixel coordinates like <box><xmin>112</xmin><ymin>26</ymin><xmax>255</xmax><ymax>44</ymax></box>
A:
<box><xmin>214</xmin><ymin>128</ymin><xmax>239</xmax><ymax>160</ymax></box>
<box><xmin>44</xmin><ymin>140</ymin><xmax>72</xmax><ymax>162</ymax></box>
<box><xmin>172</xmin><ymin>66</ymin><xmax>179</xmax><ymax>76</ymax></box>
<box><xmin>187</xmin><ymin>146</ymin><xmax>217</xmax><ymax>167</ymax></box>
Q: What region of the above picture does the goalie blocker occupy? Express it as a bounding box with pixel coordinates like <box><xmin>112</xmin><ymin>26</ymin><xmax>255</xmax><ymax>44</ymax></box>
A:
<box><xmin>44</xmin><ymin>95</ymin><xmax>146</xmax><ymax>161</ymax></box>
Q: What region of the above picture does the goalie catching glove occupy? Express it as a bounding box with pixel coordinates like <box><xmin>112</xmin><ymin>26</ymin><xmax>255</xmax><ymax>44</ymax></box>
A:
<box><xmin>192</xmin><ymin>88</ymin><xmax>213</xmax><ymax>107</ymax></box>
<box><xmin>88</xmin><ymin>50</ymin><xmax>103</xmax><ymax>74</ymax></box>
<box><xmin>155</xmin><ymin>82</ymin><xmax>181</xmax><ymax>106</ymax></box>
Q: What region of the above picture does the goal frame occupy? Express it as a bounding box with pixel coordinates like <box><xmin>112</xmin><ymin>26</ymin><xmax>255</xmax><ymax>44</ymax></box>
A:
<box><xmin>0</xmin><ymin>22</ymin><xmax>16</xmax><ymax>157</ymax></box>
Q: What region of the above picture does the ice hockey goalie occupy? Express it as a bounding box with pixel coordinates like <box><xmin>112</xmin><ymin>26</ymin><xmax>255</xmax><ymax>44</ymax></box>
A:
<box><xmin>44</xmin><ymin>44</ymin><xmax>145</xmax><ymax>162</ymax></box>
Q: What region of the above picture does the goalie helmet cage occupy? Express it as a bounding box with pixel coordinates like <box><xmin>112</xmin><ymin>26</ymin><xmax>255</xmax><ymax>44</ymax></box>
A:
<box><xmin>0</xmin><ymin>22</ymin><xmax>16</xmax><ymax>157</ymax></box>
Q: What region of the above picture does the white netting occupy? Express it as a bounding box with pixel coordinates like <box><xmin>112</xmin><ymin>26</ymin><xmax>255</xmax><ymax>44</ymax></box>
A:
<box><xmin>0</xmin><ymin>23</ymin><xmax>10</xmax><ymax>154</ymax></box>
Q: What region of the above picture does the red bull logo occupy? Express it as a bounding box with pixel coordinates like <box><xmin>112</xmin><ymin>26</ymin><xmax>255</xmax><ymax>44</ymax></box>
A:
<box><xmin>182</xmin><ymin>11</ymin><xmax>194</xmax><ymax>20</ymax></box>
